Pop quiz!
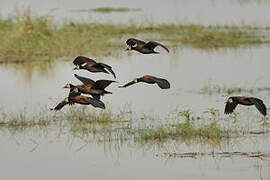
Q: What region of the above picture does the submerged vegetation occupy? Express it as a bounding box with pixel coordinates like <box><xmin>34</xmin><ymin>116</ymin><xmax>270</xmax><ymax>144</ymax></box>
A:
<box><xmin>200</xmin><ymin>81</ymin><xmax>270</xmax><ymax>95</ymax></box>
<box><xmin>0</xmin><ymin>9</ymin><xmax>269</xmax><ymax>62</ymax></box>
<box><xmin>73</xmin><ymin>7</ymin><xmax>142</xmax><ymax>13</ymax></box>
<box><xmin>0</xmin><ymin>106</ymin><xmax>263</xmax><ymax>148</ymax></box>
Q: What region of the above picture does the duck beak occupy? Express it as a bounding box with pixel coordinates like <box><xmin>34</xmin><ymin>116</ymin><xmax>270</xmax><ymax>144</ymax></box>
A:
<box><xmin>125</xmin><ymin>47</ymin><xmax>131</xmax><ymax>51</ymax></box>
<box><xmin>63</xmin><ymin>85</ymin><xmax>68</xmax><ymax>88</ymax></box>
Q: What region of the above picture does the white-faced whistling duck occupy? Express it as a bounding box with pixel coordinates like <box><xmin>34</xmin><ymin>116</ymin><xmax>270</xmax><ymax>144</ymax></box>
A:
<box><xmin>73</xmin><ymin>56</ymin><xmax>116</xmax><ymax>78</ymax></box>
<box><xmin>224</xmin><ymin>96</ymin><xmax>267</xmax><ymax>116</ymax></box>
<box><xmin>126</xmin><ymin>38</ymin><xmax>169</xmax><ymax>54</ymax></box>
<box><xmin>50</xmin><ymin>92</ymin><xmax>105</xmax><ymax>111</ymax></box>
<box><xmin>63</xmin><ymin>74</ymin><xmax>116</xmax><ymax>100</ymax></box>
<box><xmin>119</xmin><ymin>75</ymin><xmax>170</xmax><ymax>89</ymax></box>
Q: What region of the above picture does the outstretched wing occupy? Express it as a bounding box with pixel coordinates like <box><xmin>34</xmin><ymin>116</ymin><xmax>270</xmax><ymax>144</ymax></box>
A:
<box><xmin>152</xmin><ymin>77</ymin><xmax>170</xmax><ymax>89</ymax></box>
<box><xmin>92</xmin><ymin>63</ymin><xmax>116</xmax><ymax>78</ymax></box>
<box><xmin>126</xmin><ymin>38</ymin><xmax>146</xmax><ymax>47</ymax></box>
<box><xmin>144</xmin><ymin>41</ymin><xmax>169</xmax><ymax>53</ymax></box>
<box><xmin>74</xmin><ymin>74</ymin><xmax>95</xmax><ymax>85</ymax></box>
<box><xmin>50</xmin><ymin>99</ymin><xmax>69</xmax><ymax>111</ymax></box>
<box><xmin>118</xmin><ymin>80</ymin><xmax>136</xmax><ymax>88</ymax></box>
<box><xmin>86</xmin><ymin>97</ymin><xmax>106</xmax><ymax>109</ymax></box>
<box><xmin>92</xmin><ymin>80</ymin><xmax>116</xmax><ymax>90</ymax></box>
<box><xmin>224</xmin><ymin>102</ymin><xmax>238</xmax><ymax>114</ymax></box>
<box><xmin>249</xmin><ymin>97</ymin><xmax>267</xmax><ymax>116</ymax></box>
<box><xmin>73</xmin><ymin>56</ymin><xmax>96</xmax><ymax>66</ymax></box>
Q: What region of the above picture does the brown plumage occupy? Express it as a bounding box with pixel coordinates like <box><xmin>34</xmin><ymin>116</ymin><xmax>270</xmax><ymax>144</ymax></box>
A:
<box><xmin>119</xmin><ymin>75</ymin><xmax>170</xmax><ymax>89</ymax></box>
<box><xmin>224</xmin><ymin>96</ymin><xmax>267</xmax><ymax>116</ymax></box>
<box><xmin>63</xmin><ymin>74</ymin><xmax>116</xmax><ymax>100</ymax></box>
<box><xmin>126</xmin><ymin>38</ymin><xmax>169</xmax><ymax>54</ymax></box>
<box><xmin>73</xmin><ymin>56</ymin><xmax>116</xmax><ymax>78</ymax></box>
<box><xmin>50</xmin><ymin>94</ymin><xmax>106</xmax><ymax>111</ymax></box>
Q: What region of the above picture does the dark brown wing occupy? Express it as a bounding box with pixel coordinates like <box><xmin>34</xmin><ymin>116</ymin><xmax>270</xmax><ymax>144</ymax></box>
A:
<box><xmin>86</xmin><ymin>98</ymin><xmax>106</xmax><ymax>109</ymax></box>
<box><xmin>92</xmin><ymin>80</ymin><xmax>116</xmax><ymax>90</ymax></box>
<box><xmin>118</xmin><ymin>80</ymin><xmax>136</xmax><ymax>88</ymax></box>
<box><xmin>224</xmin><ymin>102</ymin><xmax>238</xmax><ymax>114</ymax></box>
<box><xmin>50</xmin><ymin>99</ymin><xmax>69</xmax><ymax>111</ymax></box>
<box><xmin>126</xmin><ymin>38</ymin><xmax>146</xmax><ymax>47</ymax></box>
<box><xmin>72</xmin><ymin>95</ymin><xmax>105</xmax><ymax>109</ymax></box>
<box><xmin>144</xmin><ymin>41</ymin><xmax>169</xmax><ymax>53</ymax></box>
<box><xmin>74</xmin><ymin>74</ymin><xmax>95</xmax><ymax>85</ymax></box>
<box><xmin>73</xmin><ymin>56</ymin><xmax>96</xmax><ymax>66</ymax></box>
<box><xmin>92</xmin><ymin>63</ymin><xmax>116</xmax><ymax>78</ymax></box>
<box><xmin>152</xmin><ymin>77</ymin><xmax>170</xmax><ymax>89</ymax></box>
<box><xmin>249</xmin><ymin>97</ymin><xmax>267</xmax><ymax>116</ymax></box>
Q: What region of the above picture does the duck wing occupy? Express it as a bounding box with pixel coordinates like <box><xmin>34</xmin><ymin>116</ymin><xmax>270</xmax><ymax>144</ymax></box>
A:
<box><xmin>224</xmin><ymin>102</ymin><xmax>238</xmax><ymax>114</ymax></box>
<box><xmin>144</xmin><ymin>41</ymin><xmax>169</xmax><ymax>53</ymax></box>
<box><xmin>152</xmin><ymin>77</ymin><xmax>170</xmax><ymax>89</ymax></box>
<box><xmin>73</xmin><ymin>96</ymin><xmax>105</xmax><ymax>109</ymax></box>
<box><xmin>118</xmin><ymin>80</ymin><xmax>136</xmax><ymax>88</ymax></box>
<box><xmin>74</xmin><ymin>74</ymin><xmax>95</xmax><ymax>85</ymax></box>
<box><xmin>249</xmin><ymin>97</ymin><xmax>267</xmax><ymax>116</ymax></box>
<box><xmin>73</xmin><ymin>56</ymin><xmax>96</xmax><ymax>66</ymax></box>
<box><xmin>92</xmin><ymin>63</ymin><xmax>116</xmax><ymax>78</ymax></box>
<box><xmin>50</xmin><ymin>99</ymin><xmax>69</xmax><ymax>111</ymax></box>
<box><xmin>126</xmin><ymin>38</ymin><xmax>146</xmax><ymax>47</ymax></box>
<box><xmin>92</xmin><ymin>80</ymin><xmax>116</xmax><ymax>90</ymax></box>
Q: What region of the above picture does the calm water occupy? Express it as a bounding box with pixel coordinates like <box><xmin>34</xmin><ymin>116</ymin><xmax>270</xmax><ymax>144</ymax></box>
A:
<box><xmin>1</xmin><ymin>0</ymin><xmax>270</xmax><ymax>179</ymax></box>
<box><xmin>0</xmin><ymin>45</ymin><xmax>270</xmax><ymax>180</ymax></box>
<box><xmin>1</xmin><ymin>0</ymin><xmax>270</xmax><ymax>25</ymax></box>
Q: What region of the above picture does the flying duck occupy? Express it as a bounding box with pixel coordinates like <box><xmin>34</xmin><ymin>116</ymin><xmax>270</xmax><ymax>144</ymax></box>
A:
<box><xmin>50</xmin><ymin>93</ymin><xmax>106</xmax><ymax>111</ymax></box>
<box><xmin>119</xmin><ymin>75</ymin><xmax>170</xmax><ymax>89</ymax></box>
<box><xmin>73</xmin><ymin>56</ymin><xmax>116</xmax><ymax>78</ymax></box>
<box><xmin>126</xmin><ymin>38</ymin><xmax>169</xmax><ymax>54</ymax></box>
<box><xmin>63</xmin><ymin>74</ymin><xmax>116</xmax><ymax>100</ymax></box>
<box><xmin>224</xmin><ymin>96</ymin><xmax>267</xmax><ymax>116</ymax></box>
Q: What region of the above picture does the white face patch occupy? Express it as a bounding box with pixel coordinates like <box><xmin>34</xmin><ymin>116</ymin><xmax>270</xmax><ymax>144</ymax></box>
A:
<box><xmin>64</xmin><ymin>97</ymin><xmax>69</xmax><ymax>102</ymax></box>
<box><xmin>228</xmin><ymin>98</ymin><xmax>233</xmax><ymax>103</ymax></box>
<box><xmin>81</xmin><ymin>63</ymin><xmax>87</xmax><ymax>67</ymax></box>
<box><xmin>134</xmin><ymin>79</ymin><xmax>138</xmax><ymax>83</ymax></box>
<box><xmin>74</xmin><ymin>88</ymin><xmax>79</xmax><ymax>93</ymax></box>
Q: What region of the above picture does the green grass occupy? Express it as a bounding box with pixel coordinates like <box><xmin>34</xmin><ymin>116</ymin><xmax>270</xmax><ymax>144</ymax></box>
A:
<box><xmin>0</xmin><ymin>107</ymin><xmax>239</xmax><ymax>146</ymax></box>
<box><xmin>0</xmin><ymin>9</ymin><xmax>269</xmax><ymax>62</ymax></box>
<box><xmin>137</xmin><ymin>110</ymin><xmax>233</xmax><ymax>144</ymax></box>
<box><xmin>78</xmin><ymin>7</ymin><xmax>141</xmax><ymax>13</ymax></box>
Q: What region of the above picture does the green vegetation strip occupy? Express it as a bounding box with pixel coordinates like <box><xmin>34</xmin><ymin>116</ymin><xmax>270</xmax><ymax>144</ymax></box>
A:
<box><xmin>0</xmin><ymin>10</ymin><xmax>268</xmax><ymax>62</ymax></box>
<box><xmin>73</xmin><ymin>7</ymin><xmax>141</xmax><ymax>13</ymax></box>
<box><xmin>0</xmin><ymin>108</ymin><xmax>242</xmax><ymax>147</ymax></box>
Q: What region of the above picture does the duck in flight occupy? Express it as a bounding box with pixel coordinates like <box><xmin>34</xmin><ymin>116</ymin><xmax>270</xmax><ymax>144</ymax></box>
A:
<box><xmin>119</xmin><ymin>75</ymin><xmax>170</xmax><ymax>89</ymax></box>
<box><xmin>73</xmin><ymin>56</ymin><xmax>116</xmax><ymax>78</ymax></box>
<box><xmin>50</xmin><ymin>90</ymin><xmax>106</xmax><ymax>111</ymax></box>
<box><xmin>224</xmin><ymin>96</ymin><xmax>267</xmax><ymax>116</ymax></box>
<box><xmin>126</xmin><ymin>38</ymin><xmax>169</xmax><ymax>54</ymax></box>
<box><xmin>63</xmin><ymin>74</ymin><xmax>116</xmax><ymax>100</ymax></box>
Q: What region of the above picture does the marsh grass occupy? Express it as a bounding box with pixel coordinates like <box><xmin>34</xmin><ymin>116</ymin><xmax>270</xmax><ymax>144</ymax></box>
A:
<box><xmin>0</xmin><ymin>9</ymin><xmax>268</xmax><ymax>62</ymax></box>
<box><xmin>74</xmin><ymin>7</ymin><xmax>141</xmax><ymax>13</ymax></box>
<box><xmin>200</xmin><ymin>81</ymin><xmax>264</xmax><ymax>95</ymax></box>
<box><xmin>137</xmin><ymin>110</ymin><xmax>232</xmax><ymax>144</ymax></box>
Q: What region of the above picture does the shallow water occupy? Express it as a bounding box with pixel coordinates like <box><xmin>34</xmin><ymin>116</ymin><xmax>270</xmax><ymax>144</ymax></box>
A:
<box><xmin>2</xmin><ymin>0</ymin><xmax>270</xmax><ymax>26</ymax></box>
<box><xmin>0</xmin><ymin>45</ymin><xmax>270</xmax><ymax>179</ymax></box>
<box><xmin>1</xmin><ymin>0</ymin><xmax>270</xmax><ymax>179</ymax></box>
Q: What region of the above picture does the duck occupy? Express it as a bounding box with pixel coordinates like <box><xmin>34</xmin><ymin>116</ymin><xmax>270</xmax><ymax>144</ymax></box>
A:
<box><xmin>224</xmin><ymin>96</ymin><xmax>267</xmax><ymax>116</ymax></box>
<box><xmin>73</xmin><ymin>56</ymin><xmax>116</xmax><ymax>78</ymax></box>
<box><xmin>119</xmin><ymin>75</ymin><xmax>170</xmax><ymax>89</ymax></box>
<box><xmin>63</xmin><ymin>74</ymin><xmax>116</xmax><ymax>100</ymax></box>
<box><xmin>126</xmin><ymin>38</ymin><xmax>169</xmax><ymax>54</ymax></box>
<box><xmin>50</xmin><ymin>92</ymin><xmax>105</xmax><ymax>111</ymax></box>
